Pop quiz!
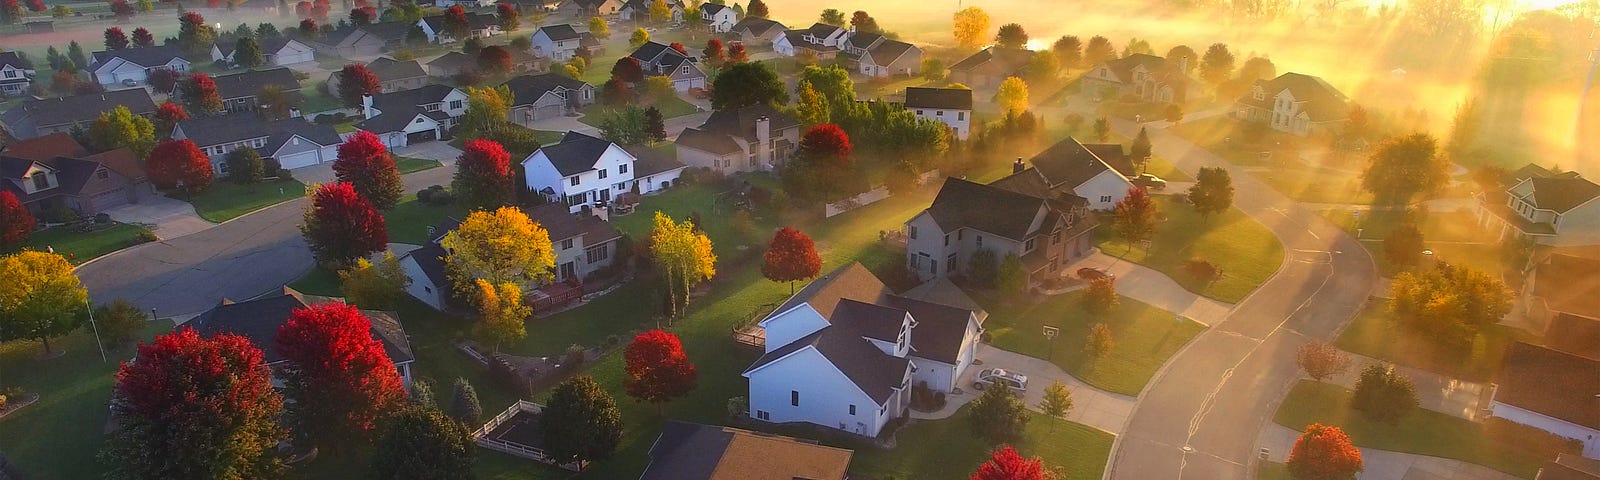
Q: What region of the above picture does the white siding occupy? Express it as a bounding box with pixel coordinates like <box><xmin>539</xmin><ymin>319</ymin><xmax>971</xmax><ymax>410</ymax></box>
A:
<box><xmin>910</xmin><ymin>357</ymin><xmax>956</xmax><ymax>392</ymax></box>
<box><xmin>400</xmin><ymin>254</ymin><xmax>447</xmax><ymax>310</ymax></box>
<box><xmin>1075</xmin><ymin>169</ymin><xmax>1136</xmax><ymax>210</ymax></box>
<box><xmin>745</xmin><ymin>347</ymin><xmax>893</xmax><ymax>437</ymax></box>
<box><xmin>758</xmin><ymin>304</ymin><xmax>829</xmax><ymax>352</ymax></box>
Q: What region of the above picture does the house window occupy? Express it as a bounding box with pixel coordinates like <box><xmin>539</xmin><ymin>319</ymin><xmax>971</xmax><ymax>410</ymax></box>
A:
<box><xmin>1025</xmin><ymin>238</ymin><xmax>1035</xmax><ymax>251</ymax></box>
<box><xmin>791</xmin><ymin>390</ymin><xmax>799</xmax><ymax>406</ymax></box>
<box><xmin>97</xmin><ymin>170</ymin><xmax>109</xmax><ymax>180</ymax></box>
<box><xmin>598</xmin><ymin>168</ymin><xmax>608</xmax><ymax>179</ymax></box>
<box><xmin>30</xmin><ymin>172</ymin><xmax>47</xmax><ymax>190</ymax></box>
<box><xmin>916</xmin><ymin>109</ymin><xmax>924</xmax><ymax>115</ymax></box>
<box><xmin>943</xmin><ymin>234</ymin><xmax>949</xmax><ymax>246</ymax></box>
<box><xmin>569</xmin><ymin>176</ymin><xmax>580</xmax><ymax>186</ymax></box>
<box><xmin>976</xmin><ymin>235</ymin><xmax>983</xmax><ymax>248</ymax></box>
<box><xmin>849</xmin><ymin>404</ymin><xmax>856</xmax><ymax>415</ymax></box>
<box><xmin>2</xmin><ymin>70</ymin><xmax>14</xmax><ymax>79</ymax></box>
<box><xmin>1100</xmin><ymin>195</ymin><xmax>1112</xmax><ymax>203</ymax></box>
<box><xmin>618</xmin><ymin>163</ymin><xmax>628</xmax><ymax>174</ymax></box>
<box><xmin>1052</xmin><ymin>231</ymin><xmax>1061</xmax><ymax>244</ymax></box>
<box><xmin>562</xmin><ymin>238</ymin><xmax>574</xmax><ymax>249</ymax></box>
<box><xmin>449</xmin><ymin>100</ymin><xmax>463</xmax><ymax>109</ymax></box>
<box><xmin>756</xmin><ymin>410</ymin><xmax>770</xmax><ymax>420</ymax></box>
<box><xmin>946</xmin><ymin>253</ymin><xmax>957</xmax><ymax>273</ymax></box>
<box><xmin>958</xmin><ymin>111</ymin><xmax>965</xmax><ymax>121</ymax></box>
<box><xmin>908</xmin><ymin>226</ymin><xmax>918</xmax><ymax>239</ymax></box>
<box><xmin>423</xmin><ymin>103</ymin><xmax>441</xmax><ymax>112</ymax></box>
<box><xmin>936</xmin><ymin>110</ymin><xmax>944</xmax><ymax>117</ymax></box>
<box><xmin>585</xmin><ymin>244</ymin><xmax>609</xmax><ymax>263</ymax></box>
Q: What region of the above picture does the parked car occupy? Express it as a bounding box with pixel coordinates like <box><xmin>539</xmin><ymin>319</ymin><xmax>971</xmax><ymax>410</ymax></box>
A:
<box><xmin>973</xmin><ymin>368</ymin><xmax>1029</xmax><ymax>393</ymax></box>
<box><xmin>1134</xmin><ymin>173</ymin><xmax>1167</xmax><ymax>190</ymax></box>
<box><xmin>121</xmin><ymin>78</ymin><xmax>139</xmax><ymax>87</ymax></box>
<box><xmin>1077</xmin><ymin>267</ymin><xmax>1114</xmax><ymax>281</ymax></box>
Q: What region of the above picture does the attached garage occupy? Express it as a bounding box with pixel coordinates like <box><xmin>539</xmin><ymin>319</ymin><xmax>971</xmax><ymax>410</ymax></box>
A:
<box><xmin>672</xmin><ymin>77</ymin><xmax>704</xmax><ymax>92</ymax></box>
<box><xmin>89</xmin><ymin>188</ymin><xmax>130</xmax><ymax>210</ymax></box>
<box><xmin>407</xmin><ymin>129</ymin><xmax>437</xmax><ymax>144</ymax></box>
<box><xmin>533</xmin><ymin>104</ymin><xmax>564</xmax><ymax>121</ymax></box>
<box><xmin>276</xmin><ymin>149</ymin><xmax>321</xmax><ymax>170</ymax></box>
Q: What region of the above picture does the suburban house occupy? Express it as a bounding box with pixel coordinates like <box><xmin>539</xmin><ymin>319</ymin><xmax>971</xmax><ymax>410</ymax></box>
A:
<box><xmin>307</xmin><ymin>22</ymin><xmax>414</xmax><ymax>58</ymax></box>
<box><xmin>0</xmin><ymin>89</ymin><xmax>157</xmax><ymax>139</ymax></box>
<box><xmin>904</xmin><ymin>169</ymin><xmax>1101</xmax><ymax>283</ymax></box>
<box><xmin>640</xmin><ymin>420</ymin><xmax>853</xmax><ymax>480</ymax></box>
<box><xmin>947</xmin><ymin>47</ymin><xmax>1034</xmax><ymax>89</ymax></box>
<box><xmin>1523</xmin><ymin>252</ymin><xmax>1600</xmax><ymax>324</ymax></box>
<box><xmin>401</xmin><ymin>204</ymin><xmax>626</xmax><ymax>310</ymax></box>
<box><xmin>186</xmin><ymin>287</ymin><xmax>416</xmax><ymax>385</ymax></box>
<box><xmin>522</xmin><ymin>131</ymin><xmax>683</xmax><ymax>213</ymax></box>
<box><xmin>1476</xmin><ymin>168</ymin><xmax>1600</xmax><ymax>247</ymax></box>
<box><xmin>89</xmin><ymin>44</ymin><xmax>191</xmax><ymax>88</ymax></box>
<box><xmin>1233</xmin><ymin>72</ymin><xmax>1350</xmax><ymax>137</ymax></box>
<box><xmin>700</xmin><ymin>3</ymin><xmax>737</xmax><ymax>32</ymax></box>
<box><xmin>1015</xmin><ymin>137</ymin><xmax>1138</xmax><ymax>210</ymax></box>
<box><xmin>618</xmin><ymin>0</ymin><xmax>684</xmax><ymax>23</ymax></box>
<box><xmin>356</xmin><ymin>84</ymin><xmax>468</xmax><ymax>148</ymax></box>
<box><xmin>530</xmin><ymin>24</ymin><xmax>586</xmax><ymax>61</ymax></box>
<box><xmin>840</xmin><ymin>32</ymin><xmax>922</xmax><ymax>77</ymax></box>
<box><xmin>436</xmin><ymin>0</ymin><xmax>496</xmax><ymax>7</ymax></box>
<box><xmin>209</xmin><ymin>37</ymin><xmax>315</xmax><ymax>67</ymax></box>
<box><xmin>327</xmin><ymin>57</ymin><xmax>429</xmax><ymax>95</ymax></box>
<box><xmin>0</xmin><ymin>134</ymin><xmax>152</xmax><ymax>216</ymax></box>
<box><xmin>729</xmin><ymin>17</ymin><xmax>787</xmax><ymax>47</ymax></box>
<box><xmin>418</xmin><ymin>11</ymin><xmax>501</xmax><ymax>43</ymax></box>
<box><xmin>774</xmin><ymin>23</ymin><xmax>847</xmax><ymax>58</ymax></box>
<box><xmin>904</xmin><ymin>86</ymin><xmax>973</xmax><ymax>140</ymax></box>
<box><xmin>427</xmin><ymin>50</ymin><xmax>541</xmax><ymax>78</ymax></box>
<box><xmin>559</xmin><ymin>0</ymin><xmax>623</xmax><ymax>17</ymax></box>
<box><xmin>212</xmin><ymin>68</ymin><xmax>303</xmax><ymax>115</ymax></box>
<box><xmin>0</xmin><ymin>52</ymin><xmax>38</xmax><ymax>96</ymax></box>
<box><xmin>674</xmin><ymin>104</ymin><xmax>800</xmax><ymax>174</ymax></box>
<box><xmin>1490</xmin><ymin>341</ymin><xmax>1600</xmax><ymax>459</ymax></box>
<box><xmin>500</xmin><ymin>0</ymin><xmax>561</xmax><ymax>12</ymax></box>
<box><xmin>742</xmin><ymin>263</ymin><xmax>985</xmax><ymax>437</ymax></box>
<box><xmin>1538</xmin><ymin>455</ymin><xmax>1600</xmax><ymax>479</ymax></box>
<box><xmin>1077</xmin><ymin>53</ymin><xmax>1198</xmax><ymax>105</ymax></box>
<box><xmin>627</xmin><ymin>41</ymin><xmax>707</xmax><ymax>92</ymax></box>
<box><xmin>171</xmin><ymin>115</ymin><xmax>344</xmax><ymax>173</ymax></box>
<box><xmin>1544</xmin><ymin>312</ymin><xmax>1600</xmax><ymax>362</ymax></box>
<box><xmin>504</xmin><ymin>73</ymin><xmax>595</xmax><ymax>126</ymax></box>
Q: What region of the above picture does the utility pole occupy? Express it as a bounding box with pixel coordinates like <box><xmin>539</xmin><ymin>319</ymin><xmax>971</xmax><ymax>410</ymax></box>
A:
<box><xmin>87</xmin><ymin>300</ymin><xmax>106</xmax><ymax>363</ymax></box>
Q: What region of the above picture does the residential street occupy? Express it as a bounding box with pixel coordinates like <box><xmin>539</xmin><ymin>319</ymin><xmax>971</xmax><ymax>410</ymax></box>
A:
<box><xmin>77</xmin><ymin>156</ymin><xmax>458</xmax><ymax>317</ymax></box>
<box><xmin>1104</xmin><ymin>120</ymin><xmax>1379</xmax><ymax>479</ymax></box>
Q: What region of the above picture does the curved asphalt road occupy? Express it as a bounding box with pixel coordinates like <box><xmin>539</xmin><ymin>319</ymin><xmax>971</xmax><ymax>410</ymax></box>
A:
<box><xmin>1106</xmin><ymin>121</ymin><xmax>1377</xmax><ymax>479</ymax></box>
<box><xmin>78</xmin><ymin>165</ymin><xmax>456</xmax><ymax>317</ymax></box>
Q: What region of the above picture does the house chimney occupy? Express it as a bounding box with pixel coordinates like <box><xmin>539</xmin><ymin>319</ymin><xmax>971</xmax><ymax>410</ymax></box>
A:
<box><xmin>755</xmin><ymin>115</ymin><xmax>772</xmax><ymax>167</ymax></box>
<box><xmin>362</xmin><ymin>94</ymin><xmax>376</xmax><ymax>119</ymax></box>
<box><xmin>1012</xmin><ymin>157</ymin><xmax>1025</xmax><ymax>174</ymax></box>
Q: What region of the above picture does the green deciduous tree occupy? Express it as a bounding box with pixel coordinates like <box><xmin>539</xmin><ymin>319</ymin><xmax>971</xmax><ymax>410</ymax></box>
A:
<box><xmin>710</xmin><ymin>61</ymin><xmax>786</xmax><ymax>110</ymax></box>
<box><xmin>1351</xmin><ymin>364</ymin><xmax>1418</xmax><ymax>425</ymax></box>
<box><xmin>448</xmin><ymin>378</ymin><xmax>482</xmax><ymax>425</ymax></box>
<box><xmin>226</xmin><ymin>146</ymin><xmax>265</xmax><ymax>186</ymax></box>
<box><xmin>1388</xmin><ymin>262</ymin><xmax>1512</xmax><ymax>349</ymax></box>
<box><xmin>89</xmin><ymin>106</ymin><xmax>157</xmax><ymax>157</ymax></box>
<box><xmin>1188</xmin><ymin>167</ymin><xmax>1235</xmax><ymax>221</ymax></box>
<box><xmin>819</xmin><ymin>8</ymin><xmax>844</xmax><ymax>26</ymax></box>
<box><xmin>1384</xmin><ymin>222</ymin><xmax>1425</xmax><ymax>268</ymax></box>
<box><xmin>339</xmin><ymin>252</ymin><xmax>411</xmax><ymax>310</ymax></box>
<box><xmin>1199</xmin><ymin>43</ymin><xmax>1235</xmax><ymax>87</ymax></box>
<box><xmin>234</xmin><ymin>36</ymin><xmax>266</xmax><ymax>68</ymax></box>
<box><xmin>996</xmin><ymin>253</ymin><xmax>1027</xmax><ymax>297</ymax></box>
<box><xmin>541</xmin><ymin>376</ymin><xmax>623</xmax><ymax>464</ymax></box>
<box><xmin>368</xmin><ymin>406</ymin><xmax>475</xmax><ymax>480</ymax></box>
<box><xmin>1082</xmin><ymin>279</ymin><xmax>1119</xmax><ymax>315</ymax></box>
<box><xmin>650</xmin><ymin>212</ymin><xmax>716</xmax><ymax>318</ymax></box>
<box><xmin>1360</xmin><ymin>133</ymin><xmax>1448</xmax><ymax>205</ymax></box>
<box><xmin>996</xmin><ymin>76</ymin><xmax>1029</xmax><ymax>113</ymax></box>
<box><xmin>968</xmin><ymin>382</ymin><xmax>1028</xmax><ymax>444</ymax></box>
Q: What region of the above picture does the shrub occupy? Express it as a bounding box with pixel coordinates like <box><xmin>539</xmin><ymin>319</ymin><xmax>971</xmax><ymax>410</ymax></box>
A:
<box><xmin>262</xmin><ymin>158</ymin><xmax>283</xmax><ymax>177</ymax></box>
<box><xmin>561</xmin><ymin>344</ymin><xmax>586</xmax><ymax>372</ymax></box>
<box><xmin>1183</xmin><ymin>259</ymin><xmax>1221</xmax><ymax>282</ymax></box>
<box><xmin>45</xmin><ymin>206</ymin><xmax>77</xmax><ymax>224</ymax></box>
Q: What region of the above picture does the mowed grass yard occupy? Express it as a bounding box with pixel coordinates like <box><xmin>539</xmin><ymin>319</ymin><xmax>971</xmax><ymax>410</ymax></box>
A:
<box><xmin>1275</xmin><ymin>380</ymin><xmax>1574</xmax><ymax>479</ymax></box>
<box><xmin>394</xmin><ymin>156</ymin><xmax>444</xmax><ymax>174</ymax></box>
<box><xmin>851</xmin><ymin>409</ymin><xmax>1114</xmax><ymax>480</ymax></box>
<box><xmin>576</xmin><ymin>96</ymin><xmax>701</xmax><ymax>127</ymax></box>
<box><xmin>185</xmin><ymin>178</ymin><xmax>306</xmax><ymax>223</ymax></box>
<box><xmin>24</xmin><ymin>222</ymin><xmax>153</xmax><ymax>264</ymax></box>
<box><xmin>1097</xmin><ymin>195</ymin><xmax>1284</xmax><ymax>303</ymax></box>
<box><xmin>1335</xmin><ymin>300</ymin><xmax>1537</xmax><ymax>382</ymax></box>
<box><xmin>1317</xmin><ymin>208</ymin><xmax>1513</xmax><ymax>279</ymax></box>
<box><xmin>984</xmin><ymin>292</ymin><xmax>1205</xmax><ymax>396</ymax></box>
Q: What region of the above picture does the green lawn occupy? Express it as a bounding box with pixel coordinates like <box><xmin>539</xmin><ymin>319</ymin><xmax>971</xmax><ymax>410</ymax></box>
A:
<box><xmin>185</xmin><ymin>178</ymin><xmax>306</xmax><ymax>223</ymax></box>
<box><xmin>0</xmin><ymin>322</ymin><xmax>173</xmax><ymax>480</ymax></box>
<box><xmin>1275</xmin><ymin>380</ymin><xmax>1568</xmax><ymax>479</ymax></box>
<box><xmin>394</xmin><ymin>156</ymin><xmax>444</xmax><ymax>174</ymax></box>
<box><xmin>577</xmin><ymin>96</ymin><xmax>700</xmax><ymax>127</ymax></box>
<box><xmin>1317</xmin><ymin>209</ymin><xmax>1512</xmax><ymax>278</ymax></box>
<box><xmin>383</xmin><ymin>194</ymin><xmax>469</xmax><ymax>245</ymax></box>
<box><xmin>1257</xmin><ymin>461</ymin><xmax>1291</xmax><ymax>480</ymax></box>
<box><xmin>851</xmin><ymin>409</ymin><xmax>1114</xmax><ymax>480</ymax></box>
<box><xmin>1335</xmin><ymin>300</ymin><xmax>1537</xmax><ymax>382</ymax></box>
<box><xmin>24</xmin><ymin>223</ymin><xmax>153</xmax><ymax>265</ymax></box>
<box><xmin>984</xmin><ymin>292</ymin><xmax>1205</xmax><ymax>396</ymax></box>
<box><xmin>298</xmin><ymin>83</ymin><xmax>344</xmax><ymax>114</ymax></box>
<box><xmin>1097</xmin><ymin>196</ymin><xmax>1285</xmax><ymax>303</ymax></box>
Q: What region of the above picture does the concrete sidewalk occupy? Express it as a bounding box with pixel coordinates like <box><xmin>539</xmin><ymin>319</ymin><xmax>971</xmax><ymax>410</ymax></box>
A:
<box><xmin>1065</xmin><ymin>251</ymin><xmax>1235</xmax><ymax>326</ymax></box>
<box><xmin>1258</xmin><ymin>425</ymin><xmax>1518</xmax><ymax>480</ymax></box>
<box><xmin>910</xmin><ymin>344</ymin><xmax>1135</xmax><ymax>435</ymax></box>
<box><xmin>103</xmin><ymin>195</ymin><xmax>214</xmax><ymax>240</ymax></box>
<box><xmin>1321</xmin><ymin>357</ymin><xmax>1490</xmax><ymax>421</ymax></box>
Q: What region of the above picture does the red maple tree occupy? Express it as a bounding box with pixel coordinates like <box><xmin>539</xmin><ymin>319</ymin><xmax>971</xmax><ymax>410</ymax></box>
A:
<box><xmin>1287</xmin><ymin>423</ymin><xmax>1363</xmax><ymax>480</ymax></box>
<box><xmin>145</xmin><ymin>139</ymin><xmax>214</xmax><ymax>192</ymax></box>
<box><xmin>109</xmin><ymin>0</ymin><xmax>132</xmax><ymax>16</ymax></box>
<box><xmin>301</xmin><ymin>181</ymin><xmax>388</xmax><ymax>264</ymax></box>
<box><xmin>799</xmin><ymin>123</ymin><xmax>853</xmax><ymax>163</ymax></box>
<box><xmin>275</xmin><ymin>302</ymin><xmax>406</xmax><ymax>450</ymax></box>
<box><xmin>104</xmin><ymin>27</ymin><xmax>129</xmax><ymax>50</ymax></box>
<box><xmin>477</xmin><ymin>45</ymin><xmax>512</xmax><ymax>75</ymax></box>
<box><xmin>333</xmin><ymin>130</ymin><xmax>404</xmax><ymax>210</ymax></box>
<box><xmin>147</xmin><ymin>67</ymin><xmax>179</xmax><ymax>93</ymax></box>
<box><xmin>310</xmin><ymin>0</ymin><xmax>329</xmax><ymax>21</ymax></box>
<box><xmin>762</xmin><ymin>227</ymin><xmax>821</xmax><ymax>293</ymax></box>
<box><xmin>0</xmin><ymin>190</ymin><xmax>34</xmax><ymax>248</ymax></box>
<box><xmin>624</xmin><ymin>330</ymin><xmax>698</xmax><ymax>407</ymax></box>
<box><xmin>442</xmin><ymin>5</ymin><xmax>469</xmax><ymax>39</ymax></box>
<box><xmin>106</xmin><ymin>328</ymin><xmax>285</xmax><ymax>478</ymax></box>
<box><xmin>453</xmin><ymin>138</ymin><xmax>513</xmax><ymax>210</ymax></box>
<box><xmin>601</xmin><ymin>78</ymin><xmax>633</xmax><ymax>106</ymax></box>
<box><xmin>336</xmin><ymin>63</ymin><xmax>382</xmax><ymax>108</ymax></box>
<box><xmin>154</xmin><ymin>101</ymin><xmax>188</xmax><ymax>133</ymax></box>
<box><xmin>25</xmin><ymin>0</ymin><xmax>42</xmax><ymax>11</ymax></box>
<box><xmin>669</xmin><ymin>42</ymin><xmax>686</xmax><ymax>55</ymax></box>
<box><xmin>702</xmin><ymin>38</ymin><xmax>725</xmax><ymax>65</ymax></box>
<box><xmin>132</xmin><ymin>27</ymin><xmax>155</xmax><ymax>47</ymax></box>
<box><xmin>495</xmin><ymin>3</ymin><xmax>518</xmax><ymax>30</ymax></box>
<box><xmin>182</xmin><ymin>73</ymin><xmax>222</xmax><ymax>113</ymax></box>
<box><xmin>348</xmin><ymin>5</ymin><xmax>375</xmax><ymax>25</ymax></box>
<box><xmin>727</xmin><ymin>42</ymin><xmax>749</xmax><ymax>63</ymax></box>
<box><xmin>611</xmin><ymin>56</ymin><xmax>643</xmax><ymax>84</ymax></box>
<box><xmin>971</xmin><ymin>445</ymin><xmax>1046</xmax><ymax>480</ymax></box>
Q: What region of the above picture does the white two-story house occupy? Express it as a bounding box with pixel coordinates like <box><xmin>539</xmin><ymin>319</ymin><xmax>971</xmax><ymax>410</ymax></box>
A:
<box><xmin>774</xmin><ymin>22</ymin><xmax>847</xmax><ymax>58</ymax></box>
<box><xmin>904</xmin><ymin>87</ymin><xmax>972</xmax><ymax>140</ymax></box>
<box><xmin>1234</xmin><ymin>72</ymin><xmax>1350</xmax><ymax>137</ymax></box>
<box><xmin>210</xmin><ymin>37</ymin><xmax>315</xmax><ymax>67</ymax></box>
<box><xmin>1476</xmin><ymin>168</ymin><xmax>1600</xmax><ymax>247</ymax></box>
<box><xmin>530</xmin><ymin>24</ymin><xmax>586</xmax><ymax>61</ymax></box>
<box><xmin>673</xmin><ymin>104</ymin><xmax>800</xmax><ymax>174</ymax></box>
<box><xmin>523</xmin><ymin>131</ymin><xmax>681</xmax><ymax>213</ymax></box>
<box><xmin>699</xmin><ymin>3</ymin><xmax>737</xmax><ymax>33</ymax></box>
<box><xmin>355</xmin><ymin>84</ymin><xmax>469</xmax><ymax>148</ymax></box>
<box><xmin>90</xmin><ymin>44</ymin><xmax>191</xmax><ymax>88</ymax></box>
<box><xmin>743</xmin><ymin>263</ymin><xmax>984</xmax><ymax>438</ymax></box>
<box><xmin>417</xmin><ymin>11</ymin><xmax>501</xmax><ymax>44</ymax></box>
<box><xmin>0</xmin><ymin>52</ymin><xmax>38</xmax><ymax>96</ymax></box>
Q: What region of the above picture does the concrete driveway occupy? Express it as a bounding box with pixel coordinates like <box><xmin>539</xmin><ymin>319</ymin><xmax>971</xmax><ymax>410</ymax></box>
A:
<box><xmin>102</xmin><ymin>195</ymin><xmax>215</xmax><ymax>240</ymax></box>
<box><xmin>910</xmin><ymin>344</ymin><xmax>1135</xmax><ymax>435</ymax></box>
<box><xmin>394</xmin><ymin>141</ymin><xmax>463</xmax><ymax>164</ymax></box>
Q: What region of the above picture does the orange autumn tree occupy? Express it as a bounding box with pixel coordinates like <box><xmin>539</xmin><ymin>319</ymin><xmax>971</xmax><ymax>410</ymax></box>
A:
<box><xmin>1287</xmin><ymin>423</ymin><xmax>1363</xmax><ymax>480</ymax></box>
<box><xmin>762</xmin><ymin>227</ymin><xmax>821</xmax><ymax>293</ymax></box>
<box><xmin>971</xmin><ymin>445</ymin><xmax>1046</xmax><ymax>480</ymax></box>
<box><xmin>623</xmin><ymin>329</ymin><xmax>697</xmax><ymax>409</ymax></box>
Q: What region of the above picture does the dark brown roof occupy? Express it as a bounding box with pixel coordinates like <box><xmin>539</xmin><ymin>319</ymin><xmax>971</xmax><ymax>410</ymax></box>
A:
<box><xmin>622</xmin><ymin>145</ymin><xmax>687</xmax><ymax>177</ymax></box>
<box><xmin>212</xmin><ymin>68</ymin><xmax>301</xmax><ymax>101</ymax></box>
<box><xmin>674</xmin><ymin>127</ymin><xmax>742</xmax><ymax>155</ymax></box>
<box><xmin>643</xmin><ymin>420</ymin><xmax>852</xmax><ymax>480</ymax></box>
<box><xmin>524</xmin><ymin>203</ymin><xmax>622</xmax><ymax>245</ymax></box>
<box><xmin>1535</xmin><ymin>253</ymin><xmax>1600</xmax><ymax>319</ymax></box>
<box><xmin>1538</xmin><ymin>454</ymin><xmax>1600</xmax><ymax>480</ymax></box>
<box><xmin>1545</xmin><ymin>312</ymin><xmax>1600</xmax><ymax>361</ymax></box>
<box><xmin>367</xmin><ymin>57</ymin><xmax>427</xmax><ymax>82</ymax></box>
<box><xmin>832</xmin><ymin>298</ymin><xmax>907</xmax><ymax>342</ymax></box>
<box><xmin>949</xmin><ymin>47</ymin><xmax>1033</xmax><ymax>74</ymax></box>
<box><xmin>888</xmin><ymin>295</ymin><xmax>975</xmax><ymax>364</ymax></box>
<box><xmin>926</xmin><ymin>176</ymin><xmax>1047</xmax><ymax>241</ymax></box>
<box><xmin>83</xmin><ymin>148</ymin><xmax>145</xmax><ymax>181</ymax></box>
<box><xmin>774</xmin><ymin>262</ymin><xmax>892</xmax><ymax>321</ymax></box>
<box><xmin>904</xmin><ymin>87</ymin><xmax>972</xmax><ymax>110</ymax></box>
<box><xmin>699</xmin><ymin>103</ymin><xmax>800</xmax><ymax>141</ymax></box>
<box><xmin>2</xmin><ymin>89</ymin><xmax>156</xmax><ymax>128</ymax></box>
<box><xmin>1528</xmin><ymin>176</ymin><xmax>1600</xmax><ymax>213</ymax></box>
<box><xmin>865</xmin><ymin>39</ymin><xmax>916</xmax><ymax>65</ymax></box>
<box><xmin>0</xmin><ymin>133</ymin><xmax>88</xmax><ymax>162</ymax></box>
<box><xmin>1495</xmin><ymin>342</ymin><xmax>1600</xmax><ymax>430</ymax></box>
<box><xmin>532</xmin><ymin>131</ymin><xmax>616</xmax><ymax>177</ymax></box>
<box><xmin>1029</xmin><ymin>137</ymin><xmax>1127</xmax><ymax>190</ymax></box>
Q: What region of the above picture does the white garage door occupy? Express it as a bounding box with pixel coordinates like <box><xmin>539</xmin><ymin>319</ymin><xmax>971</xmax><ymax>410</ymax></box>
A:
<box><xmin>673</xmin><ymin>78</ymin><xmax>703</xmax><ymax>92</ymax></box>
<box><xmin>277</xmin><ymin>150</ymin><xmax>321</xmax><ymax>170</ymax></box>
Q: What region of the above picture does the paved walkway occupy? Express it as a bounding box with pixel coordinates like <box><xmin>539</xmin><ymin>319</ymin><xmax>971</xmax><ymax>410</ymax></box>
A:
<box><xmin>910</xmin><ymin>344</ymin><xmax>1135</xmax><ymax>435</ymax></box>
<box><xmin>103</xmin><ymin>195</ymin><xmax>214</xmax><ymax>240</ymax></box>
<box><xmin>1258</xmin><ymin>425</ymin><xmax>1518</xmax><ymax>480</ymax></box>
<box><xmin>1064</xmin><ymin>251</ymin><xmax>1235</xmax><ymax>326</ymax></box>
<box><xmin>1319</xmin><ymin>357</ymin><xmax>1489</xmax><ymax>421</ymax></box>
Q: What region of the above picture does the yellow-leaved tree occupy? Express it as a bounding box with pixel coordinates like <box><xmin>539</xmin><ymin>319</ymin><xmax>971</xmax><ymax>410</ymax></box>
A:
<box><xmin>996</xmin><ymin>76</ymin><xmax>1029</xmax><ymax>114</ymax></box>
<box><xmin>441</xmin><ymin>207</ymin><xmax>555</xmax><ymax>300</ymax></box>
<box><xmin>460</xmin><ymin>85</ymin><xmax>513</xmax><ymax>136</ymax></box>
<box><xmin>0</xmin><ymin>251</ymin><xmax>88</xmax><ymax>355</ymax></box>
<box><xmin>475</xmin><ymin>279</ymin><xmax>531</xmax><ymax>351</ymax></box>
<box><xmin>650</xmin><ymin>212</ymin><xmax>716</xmax><ymax>319</ymax></box>
<box><xmin>951</xmin><ymin>6</ymin><xmax>990</xmax><ymax>50</ymax></box>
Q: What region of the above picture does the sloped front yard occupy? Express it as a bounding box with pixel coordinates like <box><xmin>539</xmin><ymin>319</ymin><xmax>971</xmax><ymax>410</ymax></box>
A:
<box><xmin>984</xmin><ymin>291</ymin><xmax>1205</xmax><ymax>396</ymax></box>
<box><xmin>1096</xmin><ymin>195</ymin><xmax>1284</xmax><ymax>303</ymax></box>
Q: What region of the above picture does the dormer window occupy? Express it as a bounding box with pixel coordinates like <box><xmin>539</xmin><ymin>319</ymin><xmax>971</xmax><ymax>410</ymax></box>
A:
<box><xmin>31</xmin><ymin>171</ymin><xmax>47</xmax><ymax>189</ymax></box>
<box><xmin>1024</xmin><ymin>238</ymin><xmax>1035</xmax><ymax>251</ymax></box>
<box><xmin>1253</xmin><ymin>89</ymin><xmax>1264</xmax><ymax>101</ymax></box>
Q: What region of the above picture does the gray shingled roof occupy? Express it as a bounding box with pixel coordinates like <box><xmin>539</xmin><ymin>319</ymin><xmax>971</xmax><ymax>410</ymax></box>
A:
<box><xmin>0</xmin><ymin>51</ymin><xmax>34</xmax><ymax>70</ymax></box>
<box><xmin>865</xmin><ymin>38</ymin><xmax>915</xmax><ymax>65</ymax></box>
<box><xmin>1528</xmin><ymin>176</ymin><xmax>1600</xmax><ymax>213</ymax></box>
<box><xmin>214</xmin><ymin>36</ymin><xmax>297</xmax><ymax>57</ymax></box>
<box><xmin>699</xmin><ymin>104</ymin><xmax>799</xmax><ymax>141</ymax></box>
<box><xmin>186</xmin><ymin>287</ymin><xmax>415</xmax><ymax>365</ymax></box>
<box><xmin>643</xmin><ymin>421</ymin><xmax>853</xmax><ymax>480</ymax></box>
<box><xmin>503</xmin><ymin>73</ymin><xmax>589</xmax><ymax>107</ymax></box>
<box><xmin>2</xmin><ymin>89</ymin><xmax>156</xmax><ymax>128</ymax></box>
<box><xmin>674</xmin><ymin>127</ymin><xmax>741</xmax><ymax>155</ymax></box>
<box><xmin>926</xmin><ymin>176</ymin><xmax>1046</xmax><ymax>241</ymax></box>
<box><xmin>888</xmin><ymin>295</ymin><xmax>975</xmax><ymax>364</ymax></box>
<box><xmin>91</xmin><ymin>44</ymin><xmax>186</xmax><ymax>69</ymax></box>
<box><xmin>745</xmin><ymin>326</ymin><xmax>909</xmax><ymax>404</ymax></box>
<box><xmin>179</xmin><ymin>115</ymin><xmax>342</xmax><ymax>150</ymax></box>
<box><xmin>367</xmin><ymin>57</ymin><xmax>427</xmax><ymax>81</ymax></box>
<box><xmin>1029</xmin><ymin>137</ymin><xmax>1124</xmax><ymax>190</ymax></box>
<box><xmin>948</xmin><ymin>47</ymin><xmax>1033</xmax><ymax>73</ymax></box>
<box><xmin>538</xmin><ymin>24</ymin><xmax>582</xmax><ymax>41</ymax></box>
<box><xmin>732</xmin><ymin>16</ymin><xmax>785</xmax><ymax>37</ymax></box>
<box><xmin>904</xmin><ymin>87</ymin><xmax>972</xmax><ymax>110</ymax></box>
<box><xmin>212</xmin><ymin>67</ymin><xmax>301</xmax><ymax>101</ymax></box>
<box><xmin>534</xmin><ymin>131</ymin><xmax>617</xmax><ymax>177</ymax></box>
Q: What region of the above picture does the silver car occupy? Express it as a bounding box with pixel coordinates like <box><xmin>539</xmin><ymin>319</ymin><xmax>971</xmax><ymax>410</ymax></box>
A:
<box><xmin>973</xmin><ymin>368</ymin><xmax>1029</xmax><ymax>393</ymax></box>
